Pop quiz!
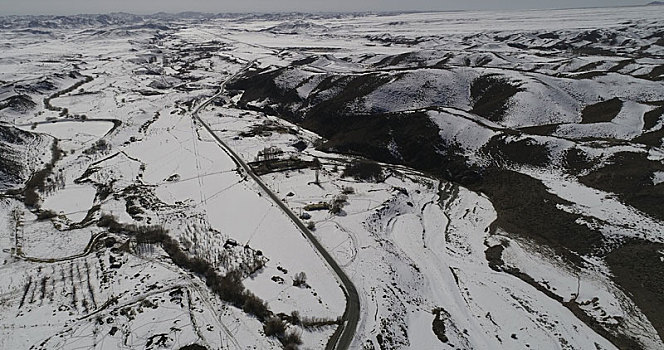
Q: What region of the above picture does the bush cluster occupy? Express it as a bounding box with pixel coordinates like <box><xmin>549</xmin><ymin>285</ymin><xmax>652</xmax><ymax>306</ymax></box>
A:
<box><xmin>264</xmin><ymin>317</ymin><xmax>302</xmax><ymax>348</ymax></box>
<box><xmin>83</xmin><ymin>139</ymin><xmax>111</xmax><ymax>155</ymax></box>
<box><xmin>24</xmin><ymin>141</ymin><xmax>63</xmax><ymax>208</ymax></box>
<box><xmin>342</xmin><ymin>159</ymin><xmax>384</xmax><ymax>182</ymax></box>
<box><xmin>97</xmin><ymin>215</ymin><xmax>273</xmax><ymax>322</ymax></box>
<box><xmin>36</xmin><ymin>209</ymin><xmax>58</xmax><ymax>220</ymax></box>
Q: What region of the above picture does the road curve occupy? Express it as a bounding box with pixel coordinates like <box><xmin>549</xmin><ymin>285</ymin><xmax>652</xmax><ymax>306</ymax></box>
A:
<box><xmin>193</xmin><ymin>64</ymin><xmax>360</xmax><ymax>350</ymax></box>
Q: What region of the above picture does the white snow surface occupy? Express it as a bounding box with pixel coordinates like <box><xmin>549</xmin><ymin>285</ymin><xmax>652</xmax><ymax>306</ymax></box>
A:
<box><xmin>0</xmin><ymin>5</ymin><xmax>663</xmax><ymax>350</ymax></box>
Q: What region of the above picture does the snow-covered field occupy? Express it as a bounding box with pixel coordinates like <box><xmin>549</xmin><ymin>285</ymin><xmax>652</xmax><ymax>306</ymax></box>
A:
<box><xmin>1</xmin><ymin>5</ymin><xmax>663</xmax><ymax>350</ymax></box>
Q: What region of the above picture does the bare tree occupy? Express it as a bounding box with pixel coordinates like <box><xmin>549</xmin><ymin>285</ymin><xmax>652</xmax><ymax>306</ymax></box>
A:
<box><xmin>293</xmin><ymin>272</ymin><xmax>307</xmax><ymax>287</ymax></box>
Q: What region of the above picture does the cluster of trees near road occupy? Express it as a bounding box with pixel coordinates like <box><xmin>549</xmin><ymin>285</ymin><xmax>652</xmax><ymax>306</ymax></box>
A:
<box><xmin>97</xmin><ymin>214</ymin><xmax>304</xmax><ymax>348</ymax></box>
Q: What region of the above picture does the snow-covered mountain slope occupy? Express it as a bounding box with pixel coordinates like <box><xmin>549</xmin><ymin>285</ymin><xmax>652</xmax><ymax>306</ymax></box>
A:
<box><xmin>0</xmin><ymin>124</ymin><xmax>54</xmax><ymax>190</ymax></box>
<box><xmin>0</xmin><ymin>5</ymin><xmax>663</xmax><ymax>350</ymax></box>
<box><xmin>222</xmin><ymin>7</ymin><xmax>664</xmax><ymax>349</ymax></box>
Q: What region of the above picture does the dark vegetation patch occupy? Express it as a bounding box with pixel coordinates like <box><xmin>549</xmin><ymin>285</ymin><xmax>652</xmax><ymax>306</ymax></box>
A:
<box><xmin>239</xmin><ymin>121</ymin><xmax>297</xmax><ymax>138</ymax></box>
<box><xmin>562</xmin><ymin>148</ymin><xmax>597</xmax><ymax>175</ymax></box>
<box><xmin>305</xmin><ymin>73</ymin><xmax>392</xmax><ymax>117</ymax></box>
<box><xmin>82</xmin><ymin>139</ymin><xmax>111</xmax><ymax>155</ymax></box>
<box><xmin>0</xmin><ymin>94</ymin><xmax>36</xmax><ymax>112</ymax></box>
<box><xmin>518</xmin><ymin>124</ymin><xmax>560</xmax><ymax>136</ymax></box>
<box><xmin>470</xmin><ymin>74</ymin><xmax>523</xmax><ymax>123</ymax></box>
<box><xmin>431</xmin><ymin>308</ymin><xmax>448</xmax><ymax>343</ymax></box>
<box><xmin>485</xmin><ymin>241</ymin><xmax>644</xmax><ymax>349</ymax></box>
<box><xmin>470</xmin><ymin>169</ymin><xmax>604</xmax><ymax>260</ymax></box>
<box><xmin>365</xmin><ymin>34</ymin><xmax>423</xmax><ymax>46</ymax></box>
<box><xmin>506</xmin><ymin>42</ymin><xmax>528</xmax><ymax>50</ymax></box>
<box><xmin>36</xmin><ymin>209</ymin><xmax>58</xmax><ymax>220</ymax></box>
<box><xmin>342</xmin><ymin>159</ymin><xmax>384</xmax><ymax>182</ymax></box>
<box><xmin>643</xmin><ymin>105</ymin><xmax>664</xmax><ymax>131</ymax></box>
<box><xmin>97</xmin><ymin>215</ymin><xmax>273</xmax><ymax>322</ymax></box>
<box><xmin>482</xmin><ymin>134</ymin><xmax>550</xmax><ymax>167</ymax></box>
<box><xmin>314</xmin><ymin>111</ymin><xmax>477</xmax><ymax>184</ymax></box>
<box><xmin>572</xmin><ymin>61</ymin><xmax>603</xmax><ymax>73</ymax></box>
<box><xmin>303</xmin><ymin>202</ymin><xmax>330</xmax><ymax>211</ymax></box>
<box><xmin>573</xmin><ymin>30</ymin><xmax>604</xmax><ymax>43</ymax></box>
<box><xmin>139</xmin><ymin>112</ymin><xmax>160</xmax><ymax>134</ymax></box>
<box><xmin>0</xmin><ymin>125</ymin><xmax>37</xmax><ymax>189</ymax></box>
<box><xmin>638</xmin><ymin>65</ymin><xmax>664</xmax><ymax>81</ymax></box>
<box><xmin>249</xmin><ymin>157</ymin><xmax>318</xmax><ymax>176</ymax></box>
<box><xmin>605</xmin><ymin>240</ymin><xmax>664</xmax><ymax>342</ymax></box>
<box><xmin>579</xmin><ymin>152</ymin><xmax>664</xmax><ymax>221</ymax></box>
<box><xmin>15</xmin><ymin>78</ymin><xmax>56</xmax><ymax>94</ymax></box>
<box><xmin>633</xmin><ymin>127</ymin><xmax>664</xmax><ymax>147</ymax></box>
<box><xmin>43</xmin><ymin>73</ymin><xmax>94</xmax><ymax>115</ymax></box>
<box><xmin>571</xmin><ymin>46</ymin><xmax>616</xmax><ymax>57</ymax></box>
<box><xmin>567</xmin><ymin>71</ymin><xmax>607</xmax><ymax>80</ymax></box>
<box><xmin>580</xmin><ymin>98</ymin><xmax>623</xmax><ymax>124</ymax></box>
<box><xmin>24</xmin><ymin>140</ymin><xmax>62</xmax><ymax>208</ymax></box>
<box><xmin>291</xmin><ymin>56</ymin><xmax>318</xmax><ymax>66</ymax></box>
<box><xmin>229</xmin><ymin>67</ymin><xmax>479</xmax><ymax>182</ymax></box>
<box><xmin>485</xmin><ymin>244</ymin><xmax>506</xmax><ymax>271</ymax></box>
<box><xmin>264</xmin><ymin>317</ymin><xmax>302</xmax><ymax>348</ymax></box>
<box><xmin>178</xmin><ymin>345</ymin><xmax>207</xmax><ymax>350</ymax></box>
<box><xmin>297</xmin><ymin>315</ymin><xmax>341</xmax><ymax>330</ymax></box>
<box><xmin>372</xmin><ymin>51</ymin><xmax>427</xmax><ymax>69</ymax></box>
<box><xmin>537</xmin><ymin>32</ymin><xmax>560</xmax><ymax>40</ymax></box>
<box><xmin>227</xmin><ymin>67</ymin><xmax>303</xmax><ymax>118</ymax></box>
<box><xmin>608</xmin><ymin>59</ymin><xmax>634</xmax><ymax>72</ymax></box>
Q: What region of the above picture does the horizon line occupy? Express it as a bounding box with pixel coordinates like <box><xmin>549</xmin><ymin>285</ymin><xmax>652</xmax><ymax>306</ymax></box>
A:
<box><xmin>0</xmin><ymin>3</ymin><xmax>660</xmax><ymax>18</ymax></box>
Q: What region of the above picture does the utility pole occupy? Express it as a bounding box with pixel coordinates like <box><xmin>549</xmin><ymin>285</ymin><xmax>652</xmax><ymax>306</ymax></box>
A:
<box><xmin>313</xmin><ymin>157</ymin><xmax>321</xmax><ymax>185</ymax></box>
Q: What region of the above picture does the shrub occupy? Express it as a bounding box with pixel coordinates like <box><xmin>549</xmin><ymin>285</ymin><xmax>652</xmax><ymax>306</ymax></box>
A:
<box><xmin>281</xmin><ymin>330</ymin><xmax>303</xmax><ymax>348</ymax></box>
<box><xmin>342</xmin><ymin>159</ymin><xmax>384</xmax><ymax>182</ymax></box>
<box><xmin>289</xmin><ymin>311</ymin><xmax>301</xmax><ymax>325</ymax></box>
<box><xmin>94</xmin><ymin>214</ymin><xmax>276</xmax><ymax>329</ymax></box>
<box><xmin>264</xmin><ymin>317</ymin><xmax>287</xmax><ymax>338</ymax></box>
<box><xmin>330</xmin><ymin>194</ymin><xmax>347</xmax><ymax>214</ymax></box>
<box><xmin>36</xmin><ymin>209</ymin><xmax>58</xmax><ymax>220</ymax></box>
<box><xmin>293</xmin><ymin>272</ymin><xmax>307</xmax><ymax>287</ymax></box>
<box><xmin>303</xmin><ymin>202</ymin><xmax>329</xmax><ymax>211</ymax></box>
<box><xmin>178</xmin><ymin>345</ymin><xmax>207</xmax><ymax>350</ymax></box>
<box><xmin>23</xmin><ymin>190</ymin><xmax>40</xmax><ymax>208</ymax></box>
<box><xmin>243</xmin><ymin>292</ymin><xmax>270</xmax><ymax>321</ymax></box>
<box><xmin>97</xmin><ymin>214</ymin><xmax>123</xmax><ymax>232</ymax></box>
<box><xmin>187</xmin><ymin>257</ymin><xmax>210</xmax><ymax>275</ymax></box>
<box><xmin>210</xmin><ymin>271</ymin><xmax>245</xmax><ymax>307</ymax></box>
<box><xmin>341</xmin><ymin>186</ymin><xmax>355</xmax><ymax>194</ymax></box>
<box><xmin>23</xmin><ymin>141</ymin><xmax>62</xmax><ymax>208</ymax></box>
<box><xmin>83</xmin><ymin>139</ymin><xmax>111</xmax><ymax>155</ymax></box>
<box><xmin>301</xmin><ymin>316</ymin><xmax>341</xmax><ymax>329</ymax></box>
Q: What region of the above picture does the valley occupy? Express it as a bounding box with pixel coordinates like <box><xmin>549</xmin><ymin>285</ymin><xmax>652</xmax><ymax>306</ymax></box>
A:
<box><xmin>0</xmin><ymin>6</ymin><xmax>663</xmax><ymax>349</ymax></box>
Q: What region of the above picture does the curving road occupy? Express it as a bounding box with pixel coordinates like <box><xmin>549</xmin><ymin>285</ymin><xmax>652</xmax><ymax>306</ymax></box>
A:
<box><xmin>192</xmin><ymin>63</ymin><xmax>360</xmax><ymax>350</ymax></box>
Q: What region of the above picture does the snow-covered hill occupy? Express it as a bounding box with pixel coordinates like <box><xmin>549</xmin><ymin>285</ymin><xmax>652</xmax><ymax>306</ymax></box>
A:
<box><xmin>0</xmin><ymin>5</ymin><xmax>663</xmax><ymax>350</ymax></box>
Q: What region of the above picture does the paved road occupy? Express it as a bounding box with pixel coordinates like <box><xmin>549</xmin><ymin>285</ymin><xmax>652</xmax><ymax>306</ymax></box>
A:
<box><xmin>192</xmin><ymin>64</ymin><xmax>360</xmax><ymax>350</ymax></box>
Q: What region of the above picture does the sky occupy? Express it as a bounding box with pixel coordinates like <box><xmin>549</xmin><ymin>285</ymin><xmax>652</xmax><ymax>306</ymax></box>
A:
<box><xmin>0</xmin><ymin>0</ymin><xmax>654</xmax><ymax>15</ymax></box>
